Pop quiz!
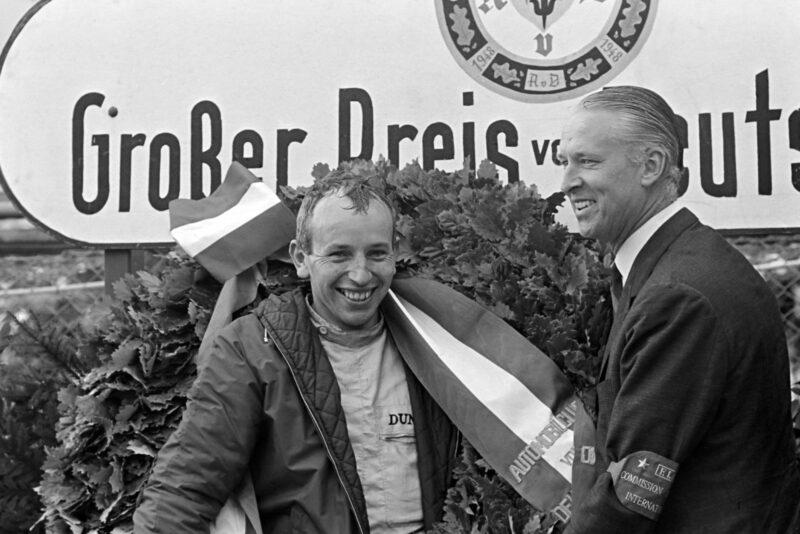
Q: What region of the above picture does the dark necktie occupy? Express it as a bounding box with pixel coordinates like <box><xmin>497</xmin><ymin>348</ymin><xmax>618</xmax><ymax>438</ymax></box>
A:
<box><xmin>610</xmin><ymin>265</ymin><xmax>623</xmax><ymax>313</ymax></box>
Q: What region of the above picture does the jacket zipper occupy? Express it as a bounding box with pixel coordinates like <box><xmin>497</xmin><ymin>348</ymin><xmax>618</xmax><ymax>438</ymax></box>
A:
<box><xmin>266</xmin><ymin>328</ymin><xmax>367</xmax><ymax>534</ymax></box>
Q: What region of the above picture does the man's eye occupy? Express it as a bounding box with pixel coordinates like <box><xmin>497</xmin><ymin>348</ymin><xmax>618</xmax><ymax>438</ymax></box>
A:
<box><xmin>369</xmin><ymin>251</ymin><xmax>390</xmax><ymax>260</ymax></box>
<box><xmin>327</xmin><ymin>251</ymin><xmax>350</xmax><ymax>261</ymax></box>
<box><xmin>580</xmin><ymin>158</ymin><xmax>597</xmax><ymax>165</ymax></box>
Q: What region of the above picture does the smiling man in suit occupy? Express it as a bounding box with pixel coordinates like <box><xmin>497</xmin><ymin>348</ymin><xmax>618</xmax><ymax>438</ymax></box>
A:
<box><xmin>557</xmin><ymin>85</ymin><xmax>800</xmax><ymax>533</ymax></box>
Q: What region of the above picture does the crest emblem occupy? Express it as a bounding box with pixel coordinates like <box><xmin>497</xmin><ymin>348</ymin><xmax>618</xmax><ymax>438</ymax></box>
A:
<box><xmin>509</xmin><ymin>0</ymin><xmax>576</xmax><ymax>32</ymax></box>
<box><xmin>435</xmin><ymin>0</ymin><xmax>658</xmax><ymax>102</ymax></box>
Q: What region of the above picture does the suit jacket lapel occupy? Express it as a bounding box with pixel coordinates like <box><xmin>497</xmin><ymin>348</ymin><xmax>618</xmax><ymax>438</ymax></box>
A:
<box><xmin>598</xmin><ymin>208</ymin><xmax>699</xmax><ymax>379</ymax></box>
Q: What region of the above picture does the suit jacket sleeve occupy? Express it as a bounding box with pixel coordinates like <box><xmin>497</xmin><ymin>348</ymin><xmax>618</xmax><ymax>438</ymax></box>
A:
<box><xmin>133</xmin><ymin>329</ymin><xmax>264</xmax><ymax>534</ymax></box>
<box><xmin>566</xmin><ymin>283</ymin><xmax>729</xmax><ymax>533</ymax></box>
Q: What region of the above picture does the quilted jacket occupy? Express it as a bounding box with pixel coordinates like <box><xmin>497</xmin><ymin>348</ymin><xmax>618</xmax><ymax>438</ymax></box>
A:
<box><xmin>133</xmin><ymin>287</ymin><xmax>458</xmax><ymax>534</ymax></box>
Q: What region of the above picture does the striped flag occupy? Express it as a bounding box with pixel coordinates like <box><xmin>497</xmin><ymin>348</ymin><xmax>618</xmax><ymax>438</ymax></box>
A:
<box><xmin>385</xmin><ymin>277</ymin><xmax>576</xmax><ymax>516</ymax></box>
<box><xmin>169</xmin><ymin>162</ymin><xmax>296</xmax><ymax>282</ymax></box>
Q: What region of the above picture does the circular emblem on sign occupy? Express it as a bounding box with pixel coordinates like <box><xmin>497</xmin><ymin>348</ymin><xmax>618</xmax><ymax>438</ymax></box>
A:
<box><xmin>435</xmin><ymin>0</ymin><xmax>658</xmax><ymax>103</ymax></box>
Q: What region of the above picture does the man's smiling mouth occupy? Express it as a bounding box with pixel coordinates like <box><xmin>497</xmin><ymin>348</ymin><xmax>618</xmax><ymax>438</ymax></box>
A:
<box><xmin>338</xmin><ymin>288</ymin><xmax>374</xmax><ymax>302</ymax></box>
<box><xmin>574</xmin><ymin>200</ymin><xmax>596</xmax><ymax>212</ymax></box>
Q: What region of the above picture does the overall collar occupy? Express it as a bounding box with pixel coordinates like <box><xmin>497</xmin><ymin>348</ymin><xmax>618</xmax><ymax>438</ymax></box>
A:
<box><xmin>305</xmin><ymin>296</ymin><xmax>386</xmax><ymax>349</ymax></box>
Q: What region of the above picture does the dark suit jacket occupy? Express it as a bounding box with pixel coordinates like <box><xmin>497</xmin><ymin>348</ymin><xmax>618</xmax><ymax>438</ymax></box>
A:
<box><xmin>567</xmin><ymin>208</ymin><xmax>800</xmax><ymax>533</ymax></box>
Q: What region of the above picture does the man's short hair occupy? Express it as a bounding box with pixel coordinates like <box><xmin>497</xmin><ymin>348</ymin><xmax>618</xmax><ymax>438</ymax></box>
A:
<box><xmin>295</xmin><ymin>169</ymin><xmax>396</xmax><ymax>252</ymax></box>
<box><xmin>580</xmin><ymin>86</ymin><xmax>687</xmax><ymax>198</ymax></box>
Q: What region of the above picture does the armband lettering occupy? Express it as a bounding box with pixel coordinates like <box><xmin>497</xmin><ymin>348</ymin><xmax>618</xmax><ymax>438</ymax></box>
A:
<box><xmin>606</xmin><ymin>451</ymin><xmax>678</xmax><ymax>521</ymax></box>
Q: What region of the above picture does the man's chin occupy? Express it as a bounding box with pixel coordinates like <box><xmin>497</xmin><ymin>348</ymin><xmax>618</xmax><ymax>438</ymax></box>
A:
<box><xmin>337</xmin><ymin>309</ymin><xmax>381</xmax><ymax>331</ymax></box>
<box><xmin>576</xmin><ymin>223</ymin><xmax>596</xmax><ymax>240</ymax></box>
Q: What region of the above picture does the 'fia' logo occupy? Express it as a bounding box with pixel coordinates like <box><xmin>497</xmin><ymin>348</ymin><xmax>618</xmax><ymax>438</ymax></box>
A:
<box><xmin>435</xmin><ymin>0</ymin><xmax>658</xmax><ymax>103</ymax></box>
<box><xmin>654</xmin><ymin>463</ymin><xmax>675</xmax><ymax>482</ymax></box>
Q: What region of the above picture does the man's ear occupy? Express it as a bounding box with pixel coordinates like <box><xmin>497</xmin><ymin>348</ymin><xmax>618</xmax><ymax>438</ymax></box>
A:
<box><xmin>288</xmin><ymin>239</ymin><xmax>310</xmax><ymax>279</ymax></box>
<box><xmin>640</xmin><ymin>146</ymin><xmax>668</xmax><ymax>188</ymax></box>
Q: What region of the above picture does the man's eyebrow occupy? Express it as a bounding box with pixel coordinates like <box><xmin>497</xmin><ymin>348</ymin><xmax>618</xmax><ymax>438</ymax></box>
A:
<box><xmin>316</xmin><ymin>243</ymin><xmax>350</xmax><ymax>253</ymax></box>
<box><xmin>569</xmin><ymin>150</ymin><xmax>598</xmax><ymax>159</ymax></box>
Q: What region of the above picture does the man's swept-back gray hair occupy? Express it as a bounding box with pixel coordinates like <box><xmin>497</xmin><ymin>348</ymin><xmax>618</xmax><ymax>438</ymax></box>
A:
<box><xmin>295</xmin><ymin>169</ymin><xmax>396</xmax><ymax>252</ymax></box>
<box><xmin>580</xmin><ymin>86</ymin><xmax>687</xmax><ymax>199</ymax></box>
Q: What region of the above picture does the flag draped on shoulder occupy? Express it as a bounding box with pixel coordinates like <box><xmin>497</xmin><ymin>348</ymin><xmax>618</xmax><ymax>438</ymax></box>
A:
<box><xmin>169</xmin><ymin>163</ymin><xmax>286</xmax><ymax>534</ymax></box>
<box><xmin>385</xmin><ymin>277</ymin><xmax>576</xmax><ymax>514</ymax></box>
<box><xmin>169</xmin><ymin>162</ymin><xmax>295</xmax><ymax>282</ymax></box>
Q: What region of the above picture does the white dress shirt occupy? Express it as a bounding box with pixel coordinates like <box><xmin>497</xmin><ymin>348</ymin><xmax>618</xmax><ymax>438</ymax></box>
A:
<box><xmin>614</xmin><ymin>202</ymin><xmax>684</xmax><ymax>285</ymax></box>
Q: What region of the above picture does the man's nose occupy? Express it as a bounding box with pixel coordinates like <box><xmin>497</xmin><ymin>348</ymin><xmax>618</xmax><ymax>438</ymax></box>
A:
<box><xmin>560</xmin><ymin>164</ymin><xmax>581</xmax><ymax>194</ymax></box>
<box><xmin>347</xmin><ymin>256</ymin><xmax>373</xmax><ymax>285</ymax></box>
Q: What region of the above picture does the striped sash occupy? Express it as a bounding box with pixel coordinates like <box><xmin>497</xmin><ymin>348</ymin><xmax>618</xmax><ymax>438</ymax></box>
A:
<box><xmin>386</xmin><ymin>278</ymin><xmax>575</xmax><ymax>513</ymax></box>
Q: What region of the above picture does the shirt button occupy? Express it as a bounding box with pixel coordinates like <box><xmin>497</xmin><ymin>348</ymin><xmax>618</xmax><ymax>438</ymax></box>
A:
<box><xmin>319</xmin><ymin>326</ymin><xmax>328</xmax><ymax>335</ymax></box>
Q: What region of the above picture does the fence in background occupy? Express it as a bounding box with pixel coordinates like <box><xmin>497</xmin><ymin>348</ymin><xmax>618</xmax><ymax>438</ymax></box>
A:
<box><xmin>2</xmin><ymin>240</ymin><xmax>800</xmax><ymax>377</ymax></box>
<box><xmin>753</xmin><ymin>256</ymin><xmax>800</xmax><ymax>380</ymax></box>
<box><xmin>0</xmin><ymin>250</ymin><xmax>105</xmax><ymax>339</ymax></box>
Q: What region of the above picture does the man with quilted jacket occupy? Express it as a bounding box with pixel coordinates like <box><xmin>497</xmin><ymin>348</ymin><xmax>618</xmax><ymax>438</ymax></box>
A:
<box><xmin>133</xmin><ymin>170</ymin><xmax>458</xmax><ymax>533</ymax></box>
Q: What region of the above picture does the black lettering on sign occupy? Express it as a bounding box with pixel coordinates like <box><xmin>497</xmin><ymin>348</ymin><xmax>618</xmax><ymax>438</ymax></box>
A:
<box><xmin>698</xmin><ymin>112</ymin><xmax>737</xmax><ymax>198</ymax></box>
<box><xmin>745</xmin><ymin>69</ymin><xmax>781</xmax><ymax>196</ymax></box>
<box><xmin>232</xmin><ymin>129</ymin><xmax>265</xmax><ymax>172</ymax></box>
<box><xmin>486</xmin><ymin>120</ymin><xmax>519</xmax><ymax>183</ymax></box>
<box><xmin>148</xmin><ymin>133</ymin><xmax>181</xmax><ymax>211</ymax></box>
<box><xmin>190</xmin><ymin>101</ymin><xmax>222</xmax><ymax>199</ymax></box>
<box><xmin>530</xmin><ymin>137</ymin><xmax>562</xmax><ymax>166</ymax></box>
<box><xmin>70</xmin><ymin>92</ymin><xmax>291</xmax><ymax>216</ymax></box>
<box><xmin>422</xmin><ymin>122</ymin><xmax>455</xmax><ymax>171</ymax></box>
<box><xmin>531</xmin><ymin>139</ymin><xmax>551</xmax><ymax>165</ymax></box>
<box><xmin>462</xmin><ymin>92</ymin><xmax>476</xmax><ymax>170</ymax></box>
<box><xmin>788</xmin><ymin>108</ymin><xmax>800</xmax><ymax>193</ymax></box>
<box><xmin>387</xmin><ymin>123</ymin><xmax>418</xmax><ymax>168</ymax></box>
<box><xmin>72</xmin><ymin>92</ymin><xmax>110</xmax><ymax>215</ymax></box>
<box><xmin>339</xmin><ymin>87</ymin><xmax>374</xmax><ymax>162</ymax></box>
<box><xmin>550</xmin><ymin>139</ymin><xmax>561</xmax><ymax>165</ymax></box>
<box><xmin>119</xmin><ymin>133</ymin><xmax>146</xmax><ymax>212</ymax></box>
<box><xmin>276</xmin><ymin>128</ymin><xmax>308</xmax><ymax>188</ymax></box>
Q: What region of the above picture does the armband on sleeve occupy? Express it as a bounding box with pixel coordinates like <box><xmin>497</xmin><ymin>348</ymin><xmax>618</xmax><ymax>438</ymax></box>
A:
<box><xmin>606</xmin><ymin>451</ymin><xmax>679</xmax><ymax>521</ymax></box>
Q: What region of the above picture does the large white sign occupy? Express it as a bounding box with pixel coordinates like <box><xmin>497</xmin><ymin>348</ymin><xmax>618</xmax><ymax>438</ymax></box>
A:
<box><xmin>0</xmin><ymin>0</ymin><xmax>798</xmax><ymax>246</ymax></box>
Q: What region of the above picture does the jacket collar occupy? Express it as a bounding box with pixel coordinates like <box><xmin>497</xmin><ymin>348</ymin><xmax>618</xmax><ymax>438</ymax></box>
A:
<box><xmin>305</xmin><ymin>295</ymin><xmax>387</xmax><ymax>349</ymax></box>
<box><xmin>621</xmin><ymin>207</ymin><xmax>698</xmax><ymax>308</ymax></box>
<box><xmin>256</xmin><ymin>288</ymin><xmax>370</xmax><ymax>531</ymax></box>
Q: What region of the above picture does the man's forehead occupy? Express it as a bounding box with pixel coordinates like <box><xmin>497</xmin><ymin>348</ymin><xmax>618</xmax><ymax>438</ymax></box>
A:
<box><xmin>308</xmin><ymin>194</ymin><xmax>394</xmax><ymax>244</ymax></box>
<box><xmin>561</xmin><ymin>109</ymin><xmax>626</xmax><ymax>146</ymax></box>
<box><xmin>311</xmin><ymin>191</ymin><xmax>391</xmax><ymax>216</ymax></box>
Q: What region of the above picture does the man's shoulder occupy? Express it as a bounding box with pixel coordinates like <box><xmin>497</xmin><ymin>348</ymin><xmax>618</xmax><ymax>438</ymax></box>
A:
<box><xmin>642</xmin><ymin>220</ymin><xmax>780</xmax><ymax>326</ymax></box>
<box><xmin>634</xmin><ymin>209</ymin><xmax>747</xmax><ymax>285</ymax></box>
<box><xmin>657</xmin><ymin>219</ymin><xmax>758</xmax><ymax>287</ymax></box>
<box><xmin>242</xmin><ymin>287</ymin><xmax>310</xmax><ymax>328</ymax></box>
<box><xmin>210</xmin><ymin>287</ymin><xmax>309</xmax><ymax>349</ymax></box>
<box><xmin>200</xmin><ymin>293</ymin><xmax>310</xmax><ymax>380</ymax></box>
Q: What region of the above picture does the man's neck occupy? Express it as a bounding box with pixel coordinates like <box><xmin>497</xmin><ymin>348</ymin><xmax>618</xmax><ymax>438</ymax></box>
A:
<box><xmin>305</xmin><ymin>296</ymin><xmax>384</xmax><ymax>348</ymax></box>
